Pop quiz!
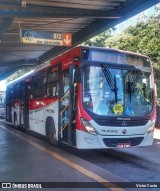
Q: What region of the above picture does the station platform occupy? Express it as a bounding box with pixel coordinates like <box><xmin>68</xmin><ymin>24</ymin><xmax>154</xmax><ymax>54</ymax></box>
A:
<box><xmin>0</xmin><ymin>120</ymin><xmax>153</xmax><ymax>191</ymax></box>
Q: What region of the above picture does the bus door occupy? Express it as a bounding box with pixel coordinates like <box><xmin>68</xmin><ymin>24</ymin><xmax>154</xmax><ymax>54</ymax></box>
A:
<box><xmin>20</xmin><ymin>82</ymin><xmax>30</xmax><ymax>129</ymax></box>
<box><xmin>59</xmin><ymin>65</ymin><xmax>76</xmax><ymax>146</ymax></box>
<box><xmin>24</xmin><ymin>82</ymin><xmax>30</xmax><ymax>129</ymax></box>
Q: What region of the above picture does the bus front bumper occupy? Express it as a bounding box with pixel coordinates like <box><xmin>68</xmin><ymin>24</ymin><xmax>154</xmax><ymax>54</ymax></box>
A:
<box><xmin>76</xmin><ymin>129</ymin><xmax>153</xmax><ymax>149</ymax></box>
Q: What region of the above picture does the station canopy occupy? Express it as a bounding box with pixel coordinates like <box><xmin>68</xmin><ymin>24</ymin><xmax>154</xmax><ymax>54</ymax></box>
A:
<box><xmin>0</xmin><ymin>0</ymin><xmax>159</xmax><ymax>80</ymax></box>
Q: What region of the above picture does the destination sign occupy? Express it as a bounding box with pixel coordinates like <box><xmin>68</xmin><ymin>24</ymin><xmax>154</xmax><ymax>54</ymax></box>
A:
<box><xmin>88</xmin><ymin>49</ymin><xmax>151</xmax><ymax>67</ymax></box>
<box><xmin>21</xmin><ymin>30</ymin><xmax>72</xmax><ymax>46</ymax></box>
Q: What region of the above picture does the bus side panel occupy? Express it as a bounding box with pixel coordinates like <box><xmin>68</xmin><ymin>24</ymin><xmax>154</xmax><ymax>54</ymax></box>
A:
<box><xmin>29</xmin><ymin>98</ymin><xmax>59</xmax><ymax>139</ymax></box>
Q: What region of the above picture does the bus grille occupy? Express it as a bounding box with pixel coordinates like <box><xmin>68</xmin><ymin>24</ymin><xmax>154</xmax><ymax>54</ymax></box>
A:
<box><xmin>103</xmin><ymin>137</ymin><xmax>144</xmax><ymax>147</ymax></box>
<box><xmin>95</xmin><ymin>119</ymin><xmax>148</xmax><ymax>127</ymax></box>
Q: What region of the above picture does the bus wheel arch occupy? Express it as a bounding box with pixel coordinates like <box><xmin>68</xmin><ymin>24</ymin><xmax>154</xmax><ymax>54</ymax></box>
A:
<box><xmin>46</xmin><ymin>117</ymin><xmax>56</xmax><ymax>144</ymax></box>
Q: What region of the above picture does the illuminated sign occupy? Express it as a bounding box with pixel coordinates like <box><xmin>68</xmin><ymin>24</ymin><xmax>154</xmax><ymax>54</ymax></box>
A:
<box><xmin>87</xmin><ymin>49</ymin><xmax>151</xmax><ymax>68</ymax></box>
<box><xmin>21</xmin><ymin>30</ymin><xmax>72</xmax><ymax>46</ymax></box>
<box><xmin>88</xmin><ymin>49</ymin><xmax>126</xmax><ymax>64</ymax></box>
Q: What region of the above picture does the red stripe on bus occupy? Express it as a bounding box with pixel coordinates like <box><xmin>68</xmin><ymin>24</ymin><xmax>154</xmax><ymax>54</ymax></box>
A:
<box><xmin>29</xmin><ymin>97</ymin><xmax>58</xmax><ymax>110</ymax></box>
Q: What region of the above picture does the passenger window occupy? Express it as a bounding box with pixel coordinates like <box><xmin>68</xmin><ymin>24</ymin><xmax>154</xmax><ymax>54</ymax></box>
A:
<box><xmin>32</xmin><ymin>71</ymin><xmax>47</xmax><ymax>98</ymax></box>
<box><xmin>47</xmin><ymin>67</ymin><xmax>59</xmax><ymax>97</ymax></box>
<box><xmin>47</xmin><ymin>83</ymin><xmax>59</xmax><ymax>97</ymax></box>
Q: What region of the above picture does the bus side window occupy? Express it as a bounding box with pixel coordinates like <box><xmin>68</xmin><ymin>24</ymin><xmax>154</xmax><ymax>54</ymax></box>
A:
<box><xmin>32</xmin><ymin>72</ymin><xmax>46</xmax><ymax>98</ymax></box>
<box><xmin>46</xmin><ymin>67</ymin><xmax>59</xmax><ymax>97</ymax></box>
<box><xmin>32</xmin><ymin>75</ymin><xmax>36</xmax><ymax>98</ymax></box>
<box><xmin>52</xmin><ymin>87</ymin><xmax>56</xmax><ymax>96</ymax></box>
<box><xmin>47</xmin><ymin>83</ymin><xmax>59</xmax><ymax>97</ymax></box>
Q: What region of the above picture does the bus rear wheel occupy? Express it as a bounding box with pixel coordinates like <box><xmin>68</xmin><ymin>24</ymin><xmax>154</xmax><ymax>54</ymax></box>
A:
<box><xmin>14</xmin><ymin>113</ymin><xmax>18</xmax><ymax>128</ymax></box>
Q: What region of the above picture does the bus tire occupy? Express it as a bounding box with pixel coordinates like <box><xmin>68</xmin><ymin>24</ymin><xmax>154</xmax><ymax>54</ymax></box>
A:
<box><xmin>14</xmin><ymin>113</ymin><xmax>18</xmax><ymax>128</ymax></box>
<box><xmin>46</xmin><ymin>117</ymin><xmax>56</xmax><ymax>144</ymax></box>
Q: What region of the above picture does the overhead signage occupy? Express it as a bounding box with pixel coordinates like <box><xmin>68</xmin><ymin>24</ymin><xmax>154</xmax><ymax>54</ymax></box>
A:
<box><xmin>21</xmin><ymin>30</ymin><xmax>72</xmax><ymax>46</ymax></box>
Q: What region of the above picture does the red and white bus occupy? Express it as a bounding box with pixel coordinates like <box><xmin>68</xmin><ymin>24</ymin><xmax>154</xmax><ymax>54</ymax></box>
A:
<box><xmin>6</xmin><ymin>46</ymin><xmax>156</xmax><ymax>149</ymax></box>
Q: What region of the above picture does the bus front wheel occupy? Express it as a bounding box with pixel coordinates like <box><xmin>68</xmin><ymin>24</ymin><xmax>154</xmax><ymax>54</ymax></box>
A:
<box><xmin>46</xmin><ymin>118</ymin><xmax>56</xmax><ymax>144</ymax></box>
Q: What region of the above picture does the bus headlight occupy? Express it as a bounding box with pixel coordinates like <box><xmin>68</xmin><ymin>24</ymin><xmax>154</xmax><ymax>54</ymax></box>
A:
<box><xmin>80</xmin><ymin>118</ymin><xmax>98</xmax><ymax>135</ymax></box>
<box><xmin>147</xmin><ymin>121</ymin><xmax>155</xmax><ymax>134</ymax></box>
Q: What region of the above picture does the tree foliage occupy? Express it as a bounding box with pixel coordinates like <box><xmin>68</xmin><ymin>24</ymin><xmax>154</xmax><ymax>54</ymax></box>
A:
<box><xmin>83</xmin><ymin>31</ymin><xmax>111</xmax><ymax>47</ymax></box>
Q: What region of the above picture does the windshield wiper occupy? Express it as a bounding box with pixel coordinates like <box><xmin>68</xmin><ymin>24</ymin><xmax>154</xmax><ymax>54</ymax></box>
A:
<box><xmin>101</xmin><ymin>63</ymin><xmax>118</xmax><ymax>103</ymax></box>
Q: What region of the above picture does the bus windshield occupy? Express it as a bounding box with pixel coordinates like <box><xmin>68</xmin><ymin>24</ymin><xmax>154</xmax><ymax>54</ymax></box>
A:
<box><xmin>83</xmin><ymin>65</ymin><xmax>153</xmax><ymax>117</ymax></box>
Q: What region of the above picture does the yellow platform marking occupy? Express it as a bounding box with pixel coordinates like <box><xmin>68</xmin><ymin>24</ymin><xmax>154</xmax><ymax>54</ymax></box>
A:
<box><xmin>0</xmin><ymin>125</ymin><xmax>126</xmax><ymax>191</ymax></box>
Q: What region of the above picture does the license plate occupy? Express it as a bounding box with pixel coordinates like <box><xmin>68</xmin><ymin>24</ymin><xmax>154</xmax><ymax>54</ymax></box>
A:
<box><xmin>117</xmin><ymin>143</ymin><xmax>131</xmax><ymax>148</ymax></box>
